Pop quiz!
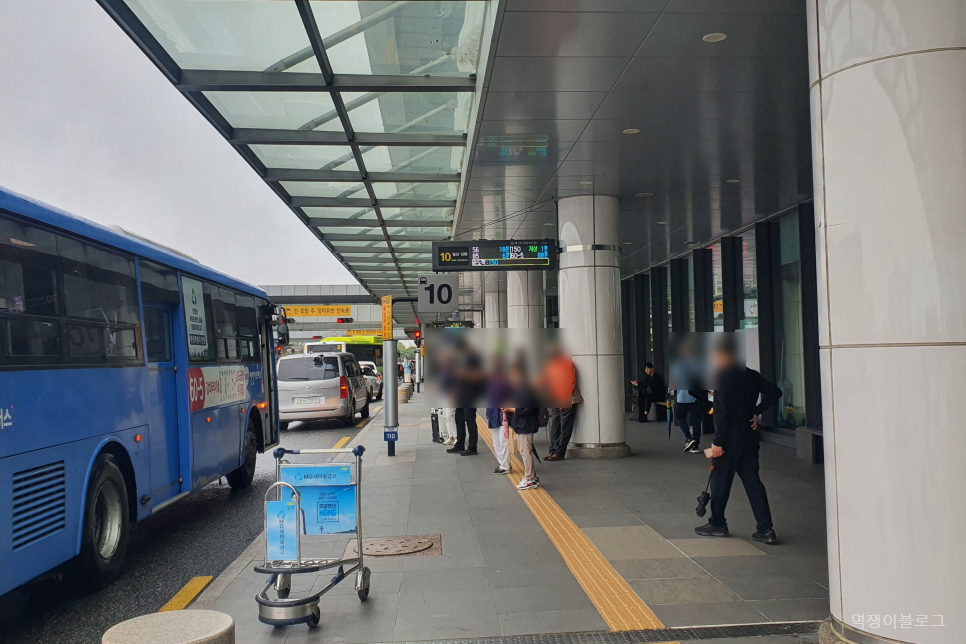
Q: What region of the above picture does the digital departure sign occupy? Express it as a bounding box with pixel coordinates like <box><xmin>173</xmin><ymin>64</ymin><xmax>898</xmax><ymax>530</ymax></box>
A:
<box><xmin>432</xmin><ymin>239</ymin><xmax>557</xmax><ymax>272</ymax></box>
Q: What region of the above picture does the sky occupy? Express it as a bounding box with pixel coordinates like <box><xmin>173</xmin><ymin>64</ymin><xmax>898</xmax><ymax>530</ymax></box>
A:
<box><xmin>0</xmin><ymin>0</ymin><xmax>357</xmax><ymax>287</ymax></box>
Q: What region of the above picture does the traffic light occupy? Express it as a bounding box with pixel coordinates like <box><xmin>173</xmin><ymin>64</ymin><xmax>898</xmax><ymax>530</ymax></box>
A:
<box><xmin>336</xmin><ymin>317</ymin><xmax>353</xmax><ymax>323</ymax></box>
<box><xmin>414</xmin><ymin>330</ymin><xmax>422</xmax><ymax>347</ymax></box>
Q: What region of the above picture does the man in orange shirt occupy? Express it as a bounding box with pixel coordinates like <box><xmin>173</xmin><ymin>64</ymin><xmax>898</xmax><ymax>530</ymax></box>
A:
<box><xmin>539</xmin><ymin>342</ymin><xmax>580</xmax><ymax>461</ymax></box>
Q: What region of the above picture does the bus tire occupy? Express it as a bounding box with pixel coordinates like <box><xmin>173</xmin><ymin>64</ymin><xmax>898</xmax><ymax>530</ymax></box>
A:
<box><xmin>361</xmin><ymin>399</ymin><xmax>370</xmax><ymax>419</ymax></box>
<box><xmin>79</xmin><ymin>452</ymin><xmax>131</xmax><ymax>590</ymax></box>
<box><xmin>226</xmin><ymin>418</ymin><xmax>258</xmax><ymax>489</ymax></box>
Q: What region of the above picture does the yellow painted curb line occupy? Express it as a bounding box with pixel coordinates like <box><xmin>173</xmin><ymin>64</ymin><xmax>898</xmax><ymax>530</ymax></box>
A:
<box><xmin>477</xmin><ymin>416</ymin><xmax>666</xmax><ymax>632</ymax></box>
<box><xmin>159</xmin><ymin>576</ymin><xmax>213</xmax><ymax>612</ymax></box>
<box><xmin>334</xmin><ymin>436</ymin><xmax>352</xmax><ymax>449</ymax></box>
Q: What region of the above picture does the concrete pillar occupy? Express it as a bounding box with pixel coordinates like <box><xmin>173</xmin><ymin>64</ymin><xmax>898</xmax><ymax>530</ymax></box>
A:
<box><xmin>808</xmin><ymin>4</ymin><xmax>966</xmax><ymax>643</ymax></box>
<box><xmin>557</xmin><ymin>195</ymin><xmax>628</xmax><ymax>458</ymax></box>
<box><xmin>506</xmin><ymin>271</ymin><xmax>544</xmax><ymax>329</ymax></box>
<box><xmin>484</xmin><ymin>276</ymin><xmax>507</xmax><ymax>329</ymax></box>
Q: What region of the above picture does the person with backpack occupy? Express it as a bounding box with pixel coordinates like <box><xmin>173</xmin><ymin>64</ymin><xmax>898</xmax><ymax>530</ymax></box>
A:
<box><xmin>503</xmin><ymin>355</ymin><xmax>540</xmax><ymax>490</ymax></box>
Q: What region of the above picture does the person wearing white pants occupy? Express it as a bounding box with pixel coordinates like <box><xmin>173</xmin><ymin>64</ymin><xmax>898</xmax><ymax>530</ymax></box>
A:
<box><xmin>491</xmin><ymin>413</ymin><xmax>511</xmax><ymax>474</ymax></box>
<box><xmin>441</xmin><ymin>408</ymin><xmax>457</xmax><ymax>445</ymax></box>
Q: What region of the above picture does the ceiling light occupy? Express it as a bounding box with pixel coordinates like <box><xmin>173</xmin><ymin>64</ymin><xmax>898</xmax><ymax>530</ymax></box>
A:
<box><xmin>726</xmin><ymin>179</ymin><xmax>740</xmax><ymax>184</ymax></box>
<box><xmin>656</xmin><ymin>221</ymin><xmax>666</xmax><ymax>225</ymax></box>
<box><xmin>580</xmin><ymin>181</ymin><xmax>593</xmax><ymax>186</ymax></box>
<box><xmin>622</xmin><ymin>242</ymin><xmax>633</xmax><ymax>245</ymax></box>
<box><xmin>686</xmin><ymin>240</ymin><xmax>700</xmax><ymax>246</ymax></box>
<box><xmin>702</xmin><ymin>33</ymin><xmax>727</xmax><ymax>43</ymax></box>
<box><xmin>544</xmin><ymin>222</ymin><xmax>554</xmax><ymax>226</ymax></box>
<box><xmin>635</xmin><ymin>192</ymin><xmax>654</xmax><ymax>198</ymax></box>
<box><xmin>622</xmin><ymin>128</ymin><xmax>640</xmax><ymax>135</ymax></box>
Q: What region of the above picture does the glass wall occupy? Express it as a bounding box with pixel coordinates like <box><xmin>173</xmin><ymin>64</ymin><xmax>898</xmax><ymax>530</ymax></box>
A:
<box><xmin>741</xmin><ymin>230</ymin><xmax>758</xmax><ymax>329</ymax></box>
<box><xmin>711</xmin><ymin>243</ymin><xmax>723</xmax><ymax>331</ymax></box>
<box><xmin>772</xmin><ymin>213</ymin><xmax>807</xmax><ymax>428</ymax></box>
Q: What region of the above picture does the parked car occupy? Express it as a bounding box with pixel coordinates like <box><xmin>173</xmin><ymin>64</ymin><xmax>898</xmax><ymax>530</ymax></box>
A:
<box><xmin>359</xmin><ymin>361</ymin><xmax>382</xmax><ymax>400</ymax></box>
<box><xmin>277</xmin><ymin>352</ymin><xmax>369</xmax><ymax>430</ymax></box>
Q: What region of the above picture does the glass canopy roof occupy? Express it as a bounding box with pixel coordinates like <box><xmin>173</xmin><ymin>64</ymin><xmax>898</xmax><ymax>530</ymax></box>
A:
<box><xmin>100</xmin><ymin>0</ymin><xmax>486</xmax><ymax>313</ymax></box>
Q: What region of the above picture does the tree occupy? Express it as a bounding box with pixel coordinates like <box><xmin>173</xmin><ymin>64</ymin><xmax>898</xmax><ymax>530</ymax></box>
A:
<box><xmin>398</xmin><ymin>345</ymin><xmax>416</xmax><ymax>360</ymax></box>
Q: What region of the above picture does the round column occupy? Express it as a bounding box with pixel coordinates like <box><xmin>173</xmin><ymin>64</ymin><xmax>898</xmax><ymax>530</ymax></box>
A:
<box><xmin>557</xmin><ymin>195</ymin><xmax>628</xmax><ymax>458</ymax></box>
<box><xmin>809</xmin><ymin>4</ymin><xmax>966</xmax><ymax>643</ymax></box>
<box><xmin>506</xmin><ymin>271</ymin><xmax>544</xmax><ymax>329</ymax></box>
<box><xmin>484</xmin><ymin>276</ymin><xmax>507</xmax><ymax>329</ymax></box>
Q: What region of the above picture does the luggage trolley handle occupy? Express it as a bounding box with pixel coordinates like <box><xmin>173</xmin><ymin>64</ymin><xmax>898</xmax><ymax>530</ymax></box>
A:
<box><xmin>272</xmin><ymin>446</ymin><xmax>367</xmax><ymax>575</ymax></box>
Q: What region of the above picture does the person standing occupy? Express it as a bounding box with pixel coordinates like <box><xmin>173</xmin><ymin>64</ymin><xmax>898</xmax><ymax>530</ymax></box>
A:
<box><xmin>446</xmin><ymin>339</ymin><xmax>484</xmax><ymax>456</ymax></box>
<box><xmin>630</xmin><ymin>362</ymin><xmax>665</xmax><ymax>423</ymax></box>
<box><xmin>695</xmin><ymin>336</ymin><xmax>783</xmax><ymax>545</ymax></box>
<box><xmin>670</xmin><ymin>358</ymin><xmax>702</xmax><ymax>453</ymax></box>
<box><xmin>504</xmin><ymin>357</ymin><xmax>540</xmax><ymax>490</ymax></box>
<box><xmin>486</xmin><ymin>355</ymin><xmax>512</xmax><ymax>474</ymax></box>
<box><xmin>539</xmin><ymin>342</ymin><xmax>580</xmax><ymax>461</ymax></box>
<box><xmin>440</xmin><ymin>408</ymin><xmax>457</xmax><ymax>445</ymax></box>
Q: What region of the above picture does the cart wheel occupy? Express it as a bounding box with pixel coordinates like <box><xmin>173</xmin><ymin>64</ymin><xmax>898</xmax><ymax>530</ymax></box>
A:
<box><xmin>357</xmin><ymin>566</ymin><xmax>371</xmax><ymax>601</ymax></box>
<box><xmin>308</xmin><ymin>605</ymin><xmax>321</xmax><ymax>629</ymax></box>
<box><xmin>275</xmin><ymin>573</ymin><xmax>291</xmax><ymax>599</ymax></box>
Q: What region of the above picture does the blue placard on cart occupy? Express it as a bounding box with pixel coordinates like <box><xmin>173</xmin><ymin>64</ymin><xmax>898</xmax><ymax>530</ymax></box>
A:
<box><xmin>279</xmin><ymin>465</ymin><xmax>357</xmax><ymax>534</ymax></box>
<box><xmin>265</xmin><ymin>499</ymin><xmax>298</xmax><ymax>561</ymax></box>
<box><xmin>281</xmin><ymin>464</ymin><xmax>352</xmax><ymax>486</ymax></box>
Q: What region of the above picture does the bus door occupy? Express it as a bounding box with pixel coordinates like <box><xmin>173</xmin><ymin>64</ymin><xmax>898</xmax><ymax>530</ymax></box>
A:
<box><xmin>142</xmin><ymin>302</ymin><xmax>182</xmax><ymax>502</ymax></box>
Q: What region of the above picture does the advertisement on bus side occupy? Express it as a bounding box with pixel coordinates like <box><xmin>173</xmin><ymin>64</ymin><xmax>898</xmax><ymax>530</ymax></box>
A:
<box><xmin>187</xmin><ymin>364</ymin><xmax>263</xmax><ymax>412</ymax></box>
<box><xmin>181</xmin><ymin>276</ymin><xmax>210</xmax><ymax>361</ymax></box>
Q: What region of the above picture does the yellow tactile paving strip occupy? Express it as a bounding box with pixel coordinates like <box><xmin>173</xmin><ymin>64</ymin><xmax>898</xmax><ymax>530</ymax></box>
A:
<box><xmin>476</xmin><ymin>416</ymin><xmax>668</xmax><ymax>632</ymax></box>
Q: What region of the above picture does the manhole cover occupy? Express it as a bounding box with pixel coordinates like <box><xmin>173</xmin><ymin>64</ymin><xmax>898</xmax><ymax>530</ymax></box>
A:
<box><xmin>343</xmin><ymin>535</ymin><xmax>441</xmax><ymax>558</ymax></box>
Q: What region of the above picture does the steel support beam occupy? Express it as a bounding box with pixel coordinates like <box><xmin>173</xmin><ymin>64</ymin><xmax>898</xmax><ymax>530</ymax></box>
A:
<box><xmin>231</xmin><ymin>129</ymin><xmax>465</xmax><ymax>146</ymax></box>
<box><xmin>177</xmin><ymin>70</ymin><xmax>475</xmax><ymax>93</ymax></box>
<box><xmin>295</xmin><ymin>196</ymin><xmax>455</xmax><ymax>208</ymax></box>
<box><xmin>265</xmin><ymin>169</ymin><xmax>459</xmax><ymax>183</ymax></box>
<box><xmin>309</xmin><ymin>218</ymin><xmax>451</xmax><ymax>228</ymax></box>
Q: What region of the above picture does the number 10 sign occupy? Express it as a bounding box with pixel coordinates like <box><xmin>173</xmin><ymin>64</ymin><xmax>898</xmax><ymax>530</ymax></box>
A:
<box><xmin>418</xmin><ymin>275</ymin><xmax>459</xmax><ymax>314</ymax></box>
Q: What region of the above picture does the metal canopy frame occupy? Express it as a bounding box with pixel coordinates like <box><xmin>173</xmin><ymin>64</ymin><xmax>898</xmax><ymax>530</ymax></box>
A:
<box><xmin>96</xmin><ymin>0</ymin><xmax>484</xmax><ymax>322</ymax></box>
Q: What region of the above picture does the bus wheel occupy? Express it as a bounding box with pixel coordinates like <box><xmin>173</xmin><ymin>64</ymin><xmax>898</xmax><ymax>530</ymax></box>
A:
<box><xmin>361</xmin><ymin>399</ymin><xmax>370</xmax><ymax>419</ymax></box>
<box><xmin>79</xmin><ymin>452</ymin><xmax>130</xmax><ymax>589</ymax></box>
<box><xmin>227</xmin><ymin>418</ymin><xmax>258</xmax><ymax>489</ymax></box>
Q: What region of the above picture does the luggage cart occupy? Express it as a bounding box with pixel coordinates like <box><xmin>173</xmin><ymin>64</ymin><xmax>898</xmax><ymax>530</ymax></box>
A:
<box><xmin>254</xmin><ymin>445</ymin><xmax>370</xmax><ymax>628</ymax></box>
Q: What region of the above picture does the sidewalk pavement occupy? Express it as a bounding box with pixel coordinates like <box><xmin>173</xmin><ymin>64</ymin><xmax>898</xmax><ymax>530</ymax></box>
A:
<box><xmin>193</xmin><ymin>393</ymin><xmax>825</xmax><ymax>644</ymax></box>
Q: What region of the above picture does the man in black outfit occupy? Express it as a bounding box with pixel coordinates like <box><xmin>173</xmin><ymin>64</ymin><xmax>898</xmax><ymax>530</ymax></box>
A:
<box><xmin>631</xmin><ymin>363</ymin><xmax>666</xmax><ymax>422</ymax></box>
<box><xmin>695</xmin><ymin>336</ymin><xmax>782</xmax><ymax>545</ymax></box>
<box><xmin>446</xmin><ymin>339</ymin><xmax>484</xmax><ymax>456</ymax></box>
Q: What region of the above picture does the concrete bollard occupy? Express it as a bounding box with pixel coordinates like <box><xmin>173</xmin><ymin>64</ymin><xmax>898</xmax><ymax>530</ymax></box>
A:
<box><xmin>397</xmin><ymin>386</ymin><xmax>409</xmax><ymax>404</ymax></box>
<box><xmin>102</xmin><ymin>610</ymin><xmax>234</xmax><ymax>644</ymax></box>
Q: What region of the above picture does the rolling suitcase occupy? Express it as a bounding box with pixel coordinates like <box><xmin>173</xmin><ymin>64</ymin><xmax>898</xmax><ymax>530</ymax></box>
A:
<box><xmin>430</xmin><ymin>408</ymin><xmax>442</xmax><ymax>443</ymax></box>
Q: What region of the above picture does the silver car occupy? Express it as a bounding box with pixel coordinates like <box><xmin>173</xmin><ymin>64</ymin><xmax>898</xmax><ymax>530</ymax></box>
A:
<box><xmin>277</xmin><ymin>352</ymin><xmax>370</xmax><ymax>430</ymax></box>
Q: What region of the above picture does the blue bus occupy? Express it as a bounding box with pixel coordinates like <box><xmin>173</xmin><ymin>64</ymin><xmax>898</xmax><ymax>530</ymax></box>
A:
<box><xmin>0</xmin><ymin>188</ymin><xmax>280</xmax><ymax>595</ymax></box>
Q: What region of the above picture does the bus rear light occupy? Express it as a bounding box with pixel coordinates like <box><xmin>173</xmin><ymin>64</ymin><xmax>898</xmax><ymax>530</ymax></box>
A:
<box><xmin>206</xmin><ymin>417</ymin><xmax>211</xmax><ymax>423</ymax></box>
<box><xmin>134</xmin><ymin>434</ymin><xmax>142</xmax><ymax>442</ymax></box>
<box><xmin>340</xmin><ymin>376</ymin><xmax>348</xmax><ymax>399</ymax></box>
<box><xmin>241</xmin><ymin>408</ymin><xmax>246</xmax><ymax>414</ymax></box>
<box><xmin>258</xmin><ymin>402</ymin><xmax>267</xmax><ymax>409</ymax></box>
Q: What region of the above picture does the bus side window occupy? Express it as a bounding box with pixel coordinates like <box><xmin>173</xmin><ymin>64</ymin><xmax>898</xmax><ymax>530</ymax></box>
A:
<box><xmin>139</xmin><ymin>260</ymin><xmax>179</xmax><ymax>303</ymax></box>
<box><xmin>235</xmin><ymin>293</ymin><xmax>258</xmax><ymax>361</ymax></box>
<box><xmin>1</xmin><ymin>214</ymin><xmax>62</xmax><ymax>362</ymax></box>
<box><xmin>212</xmin><ymin>287</ymin><xmax>238</xmax><ymax>361</ymax></box>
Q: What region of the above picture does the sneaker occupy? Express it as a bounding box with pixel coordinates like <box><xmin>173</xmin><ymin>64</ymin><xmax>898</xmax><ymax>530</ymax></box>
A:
<box><xmin>517</xmin><ymin>479</ymin><xmax>539</xmax><ymax>490</ymax></box>
<box><xmin>445</xmin><ymin>446</ymin><xmax>465</xmax><ymax>454</ymax></box>
<box><xmin>689</xmin><ymin>445</ymin><xmax>701</xmax><ymax>453</ymax></box>
<box><xmin>683</xmin><ymin>439</ymin><xmax>697</xmax><ymax>452</ymax></box>
<box><xmin>493</xmin><ymin>467</ymin><xmax>510</xmax><ymax>474</ymax></box>
<box><xmin>460</xmin><ymin>449</ymin><xmax>478</xmax><ymax>456</ymax></box>
<box><xmin>443</xmin><ymin>437</ymin><xmax>456</xmax><ymax>445</ymax></box>
<box><xmin>752</xmin><ymin>529</ymin><xmax>778</xmax><ymax>545</ymax></box>
<box><xmin>694</xmin><ymin>520</ymin><xmax>729</xmax><ymax>537</ymax></box>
